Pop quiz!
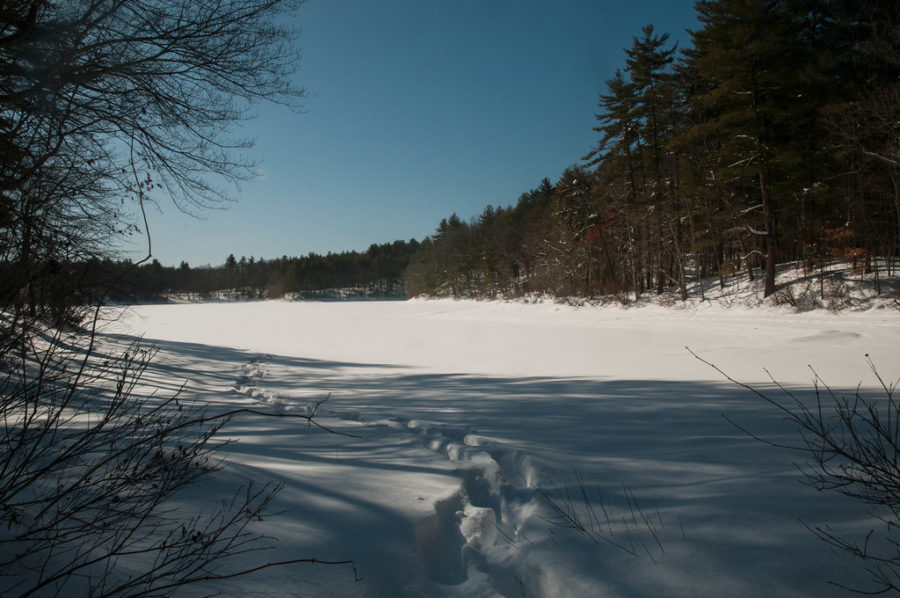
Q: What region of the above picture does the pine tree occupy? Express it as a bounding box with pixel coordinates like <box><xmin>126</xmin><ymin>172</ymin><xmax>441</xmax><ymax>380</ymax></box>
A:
<box><xmin>625</xmin><ymin>25</ymin><xmax>677</xmax><ymax>194</ymax></box>
<box><xmin>685</xmin><ymin>0</ymin><xmax>832</xmax><ymax>296</ymax></box>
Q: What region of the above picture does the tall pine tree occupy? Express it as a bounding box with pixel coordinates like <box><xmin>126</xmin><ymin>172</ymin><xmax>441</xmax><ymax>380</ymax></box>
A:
<box><xmin>685</xmin><ymin>0</ymin><xmax>835</xmax><ymax>296</ymax></box>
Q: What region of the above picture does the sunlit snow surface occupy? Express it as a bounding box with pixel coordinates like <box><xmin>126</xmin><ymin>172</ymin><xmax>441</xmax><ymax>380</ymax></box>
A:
<box><xmin>101</xmin><ymin>298</ymin><xmax>900</xmax><ymax>597</ymax></box>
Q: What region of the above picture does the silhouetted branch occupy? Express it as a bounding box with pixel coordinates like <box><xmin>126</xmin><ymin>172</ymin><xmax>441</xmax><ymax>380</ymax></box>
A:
<box><xmin>692</xmin><ymin>347</ymin><xmax>900</xmax><ymax>594</ymax></box>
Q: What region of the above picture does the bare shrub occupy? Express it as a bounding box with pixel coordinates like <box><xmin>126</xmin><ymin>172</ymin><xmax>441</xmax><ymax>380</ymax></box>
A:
<box><xmin>693</xmin><ymin>348</ymin><xmax>900</xmax><ymax>593</ymax></box>
<box><xmin>0</xmin><ymin>319</ymin><xmax>357</xmax><ymax>597</ymax></box>
<box><xmin>536</xmin><ymin>470</ymin><xmax>669</xmax><ymax>563</ymax></box>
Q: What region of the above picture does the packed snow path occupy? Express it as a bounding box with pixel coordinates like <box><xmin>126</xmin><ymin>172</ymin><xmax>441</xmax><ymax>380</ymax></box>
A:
<box><xmin>103</xmin><ymin>299</ymin><xmax>900</xmax><ymax>597</ymax></box>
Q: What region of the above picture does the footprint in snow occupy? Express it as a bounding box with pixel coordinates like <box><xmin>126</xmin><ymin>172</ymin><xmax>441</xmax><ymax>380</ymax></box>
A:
<box><xmin>232</xmin><ymin>354</ymin><xmax>286</xmax><ymax>412</ymax></box>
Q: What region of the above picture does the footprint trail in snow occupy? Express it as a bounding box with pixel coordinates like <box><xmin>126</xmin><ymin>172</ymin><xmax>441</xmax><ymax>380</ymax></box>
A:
<box><xmin>232</xmin><ymin>354</ymin><xmax>288</xmax><ymax>413</ymax></box>
<box><xmin>228</xmin><ymin>355</ymin><xmax>672</xmax><ymax>597</ymax></box>
<box><xmin>387</xmin><ymin>418</ymin><xmax>545</xmax><ymax>596</ymax></box>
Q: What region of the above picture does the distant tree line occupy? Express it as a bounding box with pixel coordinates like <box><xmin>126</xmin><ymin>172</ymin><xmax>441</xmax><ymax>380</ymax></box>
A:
<box><xmin>405</xmin><ymin>1</ymin><xmax>900</xmax><ymax>299</ymax></box>
<box><xmin>96</xmin><ymin>240</ymin><xmax>420</xmax><ymax>301</ymax></box>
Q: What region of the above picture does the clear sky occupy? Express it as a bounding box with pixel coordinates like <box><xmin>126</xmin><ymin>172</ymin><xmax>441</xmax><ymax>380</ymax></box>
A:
<box><xmin>130</xmin><ymin>0</ymin><xmax>700</xmax><ymax>267</ymax></box>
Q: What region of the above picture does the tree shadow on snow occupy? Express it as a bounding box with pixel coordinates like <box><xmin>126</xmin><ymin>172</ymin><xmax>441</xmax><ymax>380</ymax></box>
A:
<box><xmin>96</xmin><ymin>331</ymin><xmax>876</xmax><ymax>598</ymax></box>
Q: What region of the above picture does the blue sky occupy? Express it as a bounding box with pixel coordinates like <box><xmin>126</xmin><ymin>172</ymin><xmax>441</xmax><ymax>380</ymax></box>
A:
<box><xmin>132</xmin><ymin>0</ymin><xmax>699</xmax><ymax>267</ymax></box>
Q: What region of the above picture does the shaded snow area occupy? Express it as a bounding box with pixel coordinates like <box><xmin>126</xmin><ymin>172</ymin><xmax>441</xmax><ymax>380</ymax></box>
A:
<box><xmin>101</xmin><ymin>299</ymin><xmax>900</xmax><ymax>597</ymax></box>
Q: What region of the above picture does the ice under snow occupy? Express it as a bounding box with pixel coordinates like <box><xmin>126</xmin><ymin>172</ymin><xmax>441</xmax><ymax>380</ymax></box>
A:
<box><xmin>100</xmin><ymin>291</ymin><xmax>900</xmax><ymax>597</ymax></box>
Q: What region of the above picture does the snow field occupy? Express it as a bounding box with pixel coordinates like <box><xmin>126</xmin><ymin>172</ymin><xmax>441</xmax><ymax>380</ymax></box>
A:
<box><xmin>102</xmin><ymin>299</ymin><xmax>900</xmax><ymax>597</ymax></box>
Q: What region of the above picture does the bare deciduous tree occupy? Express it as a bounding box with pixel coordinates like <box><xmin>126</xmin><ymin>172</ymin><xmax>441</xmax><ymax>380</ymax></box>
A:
<box><xmin>0</xmin><ymin>2</ymin><xmax>361</xmax><ymax>595</ymax></box>
<box><xmin>1</xmin><ymin>0</ymin><xmax>304</xmax><ymax>315</ymax></box>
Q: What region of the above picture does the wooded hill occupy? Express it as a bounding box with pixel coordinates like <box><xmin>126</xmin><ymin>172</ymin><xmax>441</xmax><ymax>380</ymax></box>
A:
<box><xmin>404</xmin><ymin>1</ymin><xmax>900</xmax><ymax>300</ymax></box>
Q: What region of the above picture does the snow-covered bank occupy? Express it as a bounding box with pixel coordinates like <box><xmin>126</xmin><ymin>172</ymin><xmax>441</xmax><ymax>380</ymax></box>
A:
<box><xmin>102</xmin><ymin>299</ymin><xmax>900</xmax><ymax>596</ymax></box>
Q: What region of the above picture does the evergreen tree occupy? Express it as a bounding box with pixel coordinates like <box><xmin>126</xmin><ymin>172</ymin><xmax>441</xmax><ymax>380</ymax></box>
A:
<box><xmin>403</xmin><ymin>1</ymin><xmax>899</xmax><ymax>301</ymax></box>
<box><xmin>685</xmin><ymin>0</ymin><xmax>833</xmax><ymax>296</ymax></box>
<box><xmin>625</xmin><ymin>25</ymin><xmax>677</xmax><ymax>193</ymax></box>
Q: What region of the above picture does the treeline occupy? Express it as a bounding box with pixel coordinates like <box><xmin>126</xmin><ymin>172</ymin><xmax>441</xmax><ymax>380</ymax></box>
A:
<box><xmin>79</xmin><ymin>240</ymin><xmax>420</xmax><ymax>301</ymax></box>
<box><xmin>405</xmin><ymin>1</ymin><xmax>900</xmax><ymax>299</ymax></box>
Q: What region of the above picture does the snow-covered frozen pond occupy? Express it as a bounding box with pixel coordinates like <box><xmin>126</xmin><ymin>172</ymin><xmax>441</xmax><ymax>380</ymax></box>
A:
<box><xmin>103</xmin><ymin>299</ymin><xmax>900</xmax><ymax>597</ymax></box>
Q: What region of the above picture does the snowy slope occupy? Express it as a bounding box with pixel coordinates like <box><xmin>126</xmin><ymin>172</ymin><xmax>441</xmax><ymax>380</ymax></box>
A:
<box><xmin>101</xmin><ymin>295</ymin><xmax>900</xmax><ymax>597</ymax></box>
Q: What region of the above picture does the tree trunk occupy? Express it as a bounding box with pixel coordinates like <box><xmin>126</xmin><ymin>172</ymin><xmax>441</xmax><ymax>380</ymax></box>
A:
<box><xmin>892</xmin><ymin>174</ymin><xmax>900</xmax><ymax>258</ymax></box>
<box><xmin>759</xmin><ymin>164</ymin><xmax>777</xmax><ymax>297</ymax></box>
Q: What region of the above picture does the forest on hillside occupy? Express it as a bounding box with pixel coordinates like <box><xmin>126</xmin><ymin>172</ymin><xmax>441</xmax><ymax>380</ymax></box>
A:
<box><xmin>404</xmin><ymin>1</ymin><xmax>900</xmax><ymax>300</ymax></box>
